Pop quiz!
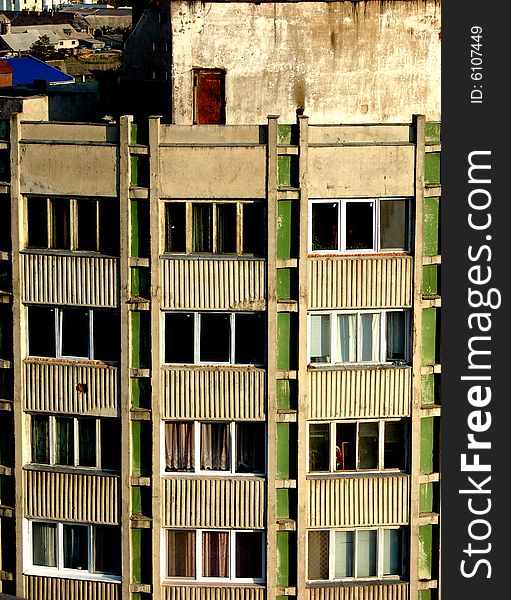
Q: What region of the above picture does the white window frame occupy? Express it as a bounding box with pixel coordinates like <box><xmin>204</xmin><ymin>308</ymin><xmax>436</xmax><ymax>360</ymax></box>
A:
<box><xmin>161</xmin><ymin>420</ymin><xmax>266</xmax><ymax>476</ymax></box>
<box><xmin>308</xmin><ymin>198</ymin><xmax>410</xmax><ymax>254</ymax></box>
<box><xmin>308</xmin><ymin>309</ymin><xmax>409</xmax><ymax>365</ymax></box>
<box><xmin>162</xmin><ymin>528</ymin><xmax>265</xmax><ymax>584</ymax></box>
<box><xmin>307</xmin><ymin>527</ymin><xmax>404</xmax><ymax>582</ymax></box>
<box><xmin>24</xmin><ymin>519</ymin><xmax>121</xmax><ymax>582</ymax></box>
<box><xmin>163</xmin><ymin>311</ymin><xmax>265</xmax><ymax>366</ymax></box>
<box><xmin>307</xmin><ymin>419</ymin><xmax>407</xmax><ymax>473</ymax></box>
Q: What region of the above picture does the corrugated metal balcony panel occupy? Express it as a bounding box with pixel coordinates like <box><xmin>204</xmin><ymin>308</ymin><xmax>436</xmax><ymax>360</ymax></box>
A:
<box><xmin>307</xmin><ymin>583</ymin><xmax>408</xmax><ymax>600</ymax></box>
<box><xmin>24</xmin><ymin>576</ymin><xmax>120</xmax><ymax>600</ymax></box>
<box><xmin>162</xmin><ymin>587</ymin><xmax>266</xmax><ymax>600</ymax></box>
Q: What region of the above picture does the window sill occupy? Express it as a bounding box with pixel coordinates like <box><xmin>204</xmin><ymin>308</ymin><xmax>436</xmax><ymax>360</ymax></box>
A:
<box><xmin>23</xmin><ymin>464</ymin><xmax>120</xmax><ymax>477</ymax></box>
<box><xmin>161</xmin><ymin>580</ymin><xmax>266</xmax><ymax>588</ymax></box>
<box><xmin>307</xmin><ymin>363</ymin><xmax>410</xmax><ymax>371</ymax></box>
<box><xmin>162</xmin><ymin>364</ymin><xmax>265</xmax><ymax>370</ymax></box>
<box><xmin>162</xmin><ymin>472</ymin><xmax>266</xmax><ymax>480</ymax></box>
<box><xmin>24</xmin><ymin>357</ymin><xmax>119</xmax><ymax>368</ymax></box>
<box><xmin>21</xmin><ymin>249</ymin><xmax>119</xmax><ymax>259</ymax></box>
<box><xmin>308</xmin><ymin>251</ymin><xmax>410</xmax><ymax>258</ymax></box>
<box><xmin>160</xmin><ymin>254</ymin><xmax>265</xmax><ymax>261</ymax></box>
<box><xmin>306</xmin><ymin>471</ymin><xmax>409</xmax><ymax>480</ymax></box>
<box><xmin>24</xmin><ymin>567</ymin><xmax>121</xmax><ymax>584</ymax></box>
<box><xmin>305</xmin><ymin>577</ymin><xmax>405</xmax><ymax>588</ymax></box>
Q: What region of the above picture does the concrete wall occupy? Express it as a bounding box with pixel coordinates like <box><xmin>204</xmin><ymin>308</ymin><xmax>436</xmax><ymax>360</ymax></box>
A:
<box><xmin>170</xmin><ymin>0</ymin><xmax>441</xmax><ymax>124</ymax></box>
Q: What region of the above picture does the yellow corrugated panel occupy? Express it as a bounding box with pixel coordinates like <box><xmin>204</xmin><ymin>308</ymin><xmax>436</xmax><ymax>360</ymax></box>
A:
<box><xmin>23</xmin><ymin>361</ymin><xmax>118</xmax><ymax>416</ymax></box>
<box><xmin>308</xmin><ymin>256</ymin><xmax>412</xmax><ymax>309</ymax></box>
<box><xmin>308</xmin><ymin>368</ymin><xmax>411</xmax><ymax>420</ymax></box>
<box><xmin>23</xmin><ymin>575</ymin><xmax>120</xmax><ymax>600</ymax></box>
<box><xmin>162</xmin><ymin>367</ymin><xmax>265</xmax><ymax>420</ymax></box>
<box><xmin>161</xmin><ymin>258</ymin><xmax>266</xmax><ymax>310</ymax></box>
<box><xmin>308</xmin><ymin>475</ymin><xmax>410</xmax><ymax>528</ymax></box>
<box><xmin>24</xmin><ymin>470</ymin><xmax>119</xmax><ymax>524</ymax></box>
<box><xmin>162</xmin><ymin>477</ymin><xmax>265</xmax><ymax>529</ymax></box>
<box><xmin>308</xmin><ymin>583</ymin><xmax>408</xmax><ymax>600</ymax></box>
<box><xmin>162</xmin><ymin>586</ymin><xmax>265</xmax><ymax>600</ymax></box>
<box><xmin>21</xmin><ymin>253</ymin><xmax>118</xmax><ymax>307</ymax></box>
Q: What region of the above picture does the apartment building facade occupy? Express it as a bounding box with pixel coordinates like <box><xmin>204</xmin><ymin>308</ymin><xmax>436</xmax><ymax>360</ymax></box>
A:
<box><xmin>0</xmin><ymin>1</ymin><xmax>441</xmax><ymax>599</ymax></box>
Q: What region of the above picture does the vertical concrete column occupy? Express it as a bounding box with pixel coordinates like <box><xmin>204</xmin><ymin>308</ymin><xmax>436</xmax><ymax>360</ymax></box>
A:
<box><xmin>9</xmin><ymin>112</ymin><xmax>23</xmax><ymax>598</ymax></box>
<box><xmin>296</xmin><ymin>115</ymin><xmax>309</xmax><ymax>600</ymax></box>
<box><xmin>410</xmin><ymin>114</ymin><xmax>426</xmax><ymax>599</ymax></box>
<box><xmin>149</xmin><ymin>115</ymin><xmax>162</xmax><ymax>600</ymax></box>
<box><xmin>266</xmin><ymin>115</ymin><xmax>279</xmax><ymax>600</ymax></box>
<box><xmin>119</xmin><ymin>114</ymin><xmax>133</xmax><ymax>600</ymax></box>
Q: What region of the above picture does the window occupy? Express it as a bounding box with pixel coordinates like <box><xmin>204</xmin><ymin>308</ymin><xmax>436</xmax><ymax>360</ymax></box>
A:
<box><xmin>164</xmin><ymin>201</ymin><xmax>264</xmax><ymax>256</ymax></box>
<box><xmin>165</xmin><ymin>529</ymin><xmax>264</xmax><ymax>582</ymax></box>
<box><xmin>31</xmin><ymin>415</ymin><xmax>121</xmax><ymax>471</ymax></box>
<box><xmin>164</xmin><ymin>421</ymin><xmax>265</xmax><ymax>475</ymax></box>
<box><xmin>26</xmin><ymin>196</ymin><xmax>119</xmax><ymax>255</ymax></box>
<box><xmin>193</xmin><ymin>69</ymin><xmax>225</xmax><ymax>125</ymax></box>
<box><xmin>28</xmin><ymin>520</ymin><xmax>121</xmax><ymax>578</ymax></box>
<box><xmin>309</xmin><ymin>199</ymin><xmax>409</xmax><ymax>254</ymax></box>
<box><xmin>308</xmin><ymin>310</ymin><xmax>408</xmax><ymax>364</ymax></box>
<box><xmin>308</xmin><ymin>420</ymin><xmax>406</xmax><ymax>473</ymax></box>
<box><xmin>307</xmin><ymin>528</ymin><xmax>404</xmax><ymax>581</ymax></box>
<box><xmin>27</xmin><ymin>306</ymin><xmax>120</xmax><ymax>362</ymax></box>
<box><xmin>164</xmin><ymin>312</ymin><xmax>265</xmax><ymax>365</ymax></box>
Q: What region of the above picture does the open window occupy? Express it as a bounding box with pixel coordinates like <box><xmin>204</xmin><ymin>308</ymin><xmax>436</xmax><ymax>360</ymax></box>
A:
<box><xmin>193</xmin><ymin>69</ymin><xmax>226</xmax><ymax>125</ymax></box>
<box><xmin>309</xmin><ymin>199</ymin><xmax>409</xmax><ymax>254</ymax></box>
<box><xmin>308</xmin><ymin>420</ymin><xmax>407</xmax><ymax>473</ymax></box>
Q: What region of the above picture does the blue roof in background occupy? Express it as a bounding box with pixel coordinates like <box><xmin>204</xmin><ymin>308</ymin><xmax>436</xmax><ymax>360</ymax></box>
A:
<box><xmin>4</xmin><ymin>56</ymin><xmax>73</xmax><ymax>86</ymax></box>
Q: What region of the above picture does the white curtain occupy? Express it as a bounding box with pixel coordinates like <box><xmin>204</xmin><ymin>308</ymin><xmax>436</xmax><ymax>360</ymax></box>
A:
<box><xmin>310</xmin><ymin>315</ymin><xmax>330</xmax><ymax>362</ymax></box>
<box><xmin>338</xmin><ymin>314</ymin><xmax>357</xmax><ymax>362</ymax></box>
<box><xmin>360</xmin><ymin>313</ymin><xmax>380</xmax><ymax>361</ymax></box>
<box><xmin>165</xmin><ymin>422</ymin><xmax>194</xmax><ymax>471</ymax></box>
<box><xmin>201</xmin><ymin>423</ymin><xmax>229</xmax><ymax>471</ymax></box>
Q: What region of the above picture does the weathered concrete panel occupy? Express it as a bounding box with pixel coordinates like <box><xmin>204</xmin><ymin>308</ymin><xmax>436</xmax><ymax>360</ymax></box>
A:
<box><xmin>309</xmin><ymin>124</ymin><xmax>412</xmax><ymax>145</ymax></box>
<box><xmin>19</xmin><ymin>143</ymin><xmax>118</xmax><ymax>197</ymax></box>
<box><xmin>159</xmin><ymin>146</ymin><xmax>266</xmax><ymax>198</ymax></box>
<box><xmin>20</xmin><ymin>122</ymin><xmax>118</xmax><ymax>143</ymax></box>
<box><xmin>308</xmin><ymin>146</ymin><xmax>415</xmax><ymax>197</ymax></box>
<box><xmin>159</xmin><ymin>124</ymin><xmax>263</xmax><ymax>144</ymax></box>
<box><xmin>170</xmin><ymin>1</ymin><xmax>441</xmax><ymax>124</ymax></box>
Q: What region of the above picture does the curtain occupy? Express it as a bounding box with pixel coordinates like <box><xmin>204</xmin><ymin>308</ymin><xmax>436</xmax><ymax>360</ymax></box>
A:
<box><xmin>55</xmin><ymin>417</ymin><xmax>74</xmax><ymax>466</ymax></box>
<box><xmin>334</xmin><ymin>531</ymin><xmax>353</xmax><ymax>578</ymax></box>
<box><xmin>310</xmin><ymin>315</ymin><xmax>330</xmax><ymax>362</ymax></box>
<box><xmin>360</xmin><ymin>313</ymin><xmax>380</xmax><ymax>361</ymax></box>
<box><xmin>202</xmin><ymin>531</ymin><xmax>229</xmax><ymax>577</ymax></box>
<box><xmin>167</xmin><ymin>530</ymin><xmax>195</xmax><ymax>577</ymax></box>
<box><xmin>32</xmin><ymin>415</ymin><xmax>49</xmax><ymax>464</ymax></box>
<box><xmin>356</xmin><ymin>529</ymin><xmax>377</xmax><ymax>577</ymax></box>
<box><xmin>192</xmin><ymin>203</ymin><xmax>212</xmax><ymax>252</ymax></box>
<box><xmin>201</xmin><ymin>423</ymin><xmax>229</xmax><ymax>471</ymax></box>
<box><xmin>78</xmin><ymin>419</ymin><xmax>96</xmax><ymax>467</ymax></box>
<box><xmin>165</xmin><ymin>422</ymin><xmax>194</xmax><ymax>471</ymax></box>
<box><xmin>63</xmin><ymin>524</ymin><xmax>88</xmax><ymax>570</ymax></box>
<box><xmin>338</xmin><ymin>314</ymin><xmax>356</xmax><ymax>362</ymax></box>
<box><xmin>33</xmin><ymin>522</ymin><xmax>57</xmax><ymax>567</ymax></box>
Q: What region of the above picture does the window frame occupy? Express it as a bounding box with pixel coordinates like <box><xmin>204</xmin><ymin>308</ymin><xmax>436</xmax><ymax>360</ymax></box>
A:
<box><xmin>25</xmin><ymin>519</ymin><xmax>121</xmax><ymax>582</ymax></box>
<box><xmin>163</xmin><ymin>528</ymin><xmax>265</xmax><ymax>584</ymax></box>
<box><xmin>163</xmin><ymin>311</ymin><xmax>265</xmax><ymax>366</ymax></box>
<box><xmin>308</xmin><ymin>309</ymin><xmax>409</xmax><ymax>365</ymax></box>
<box><xmin>163</xmin><ymin>200</ymin><xmax>265</xmax><ymax>256</ymax></box>
<box><xmin>162</xmin><ymin>420</ymin><xmax>266</xmax><ymax>476</ymax></box>
<box><xmin>308</xmin><ymin>198</ymin><xmax>410</xmax><ymax>255</ymax></box>
<box><xmin>307</xmin><ymin>419</ymin><xmax>407</xmax><ymax>474</ymax></box>
<box><xmin>307</xmin><ymin>527</ymin><xmax>404</xmax><ymax>582</ymax></box>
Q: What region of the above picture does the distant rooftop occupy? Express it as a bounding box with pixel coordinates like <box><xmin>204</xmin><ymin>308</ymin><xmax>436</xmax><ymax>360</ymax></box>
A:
<box><xmin>4</xmin><ymin>56</ymin><xmax>73</xmax><ymax>86</ymax></box>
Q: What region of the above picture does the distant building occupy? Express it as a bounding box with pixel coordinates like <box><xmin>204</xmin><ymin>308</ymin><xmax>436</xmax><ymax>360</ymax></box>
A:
<box><xmin>0</xmin><ymin>56</ymin><xmax>73</xmax><ymax>86</ymax></box>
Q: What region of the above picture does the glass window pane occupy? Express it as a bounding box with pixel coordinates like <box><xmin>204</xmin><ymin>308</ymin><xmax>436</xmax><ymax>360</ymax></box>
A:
<box><xmin>165</xmin><ymin>203</ymin><xmax>186</xmax><ymax>253</ymax></box>
<box><xmin>165</xmin><ymin>313</ymin><xmax>194</xmax><ymax>363</ymax></box>
<box><xmin>27</xmin><ymin>197</ymin><xmax>48</xmax><ymax>248</ymax></box>
<box><xmin>101</xmin><ymin>418</ymin><xmax>121</xmax><ymax>471</ymax></box>
<box><xmin>216</xmin><ymin>204</ymin><xmax>237</xmax><ymax>253</ymax></box>
<box><xmin>61</xmin><ymin>308</ymin><xmax>90</xmax><ymax>358</ymax></box>
<box><xmin>236</xmin><ymin>531</ymin><xmax>263</xmax><ymax>579</ymax></box>
<box><xmin>201</xmin><ymin>423</ymin><xmax>230</xmax><ymax>471</ymax></box>
<box><xmin>307</xmin><ymin>530</ymin><xmax>329</xmax><ymax>580</ymax></box>
<box><xmin>335</xmin><ymin>423</ymin><xmax>357</xmax><ymax>470</ymax></box>
<box><xmin>358</xmin><ymin>422</ymin><xmax>379</xmax><ymax>469</ymax></box>
<box><xmin>334</xmin><ymin>531</ymin><xmax>353</xmax><ymax>578</ymax></box>
<box><xmin>236</xmin><ymin>422</ymin><xmax>264</xmax><ymax>473</ymax></box>
<box><xmin>386</xmin><ymin>312</ymin><xmax>406</xmax><ymax>361</ymax></box>
<box><xmin>32</xmin><ymin>415</ymin><xmax>49</xmax><ymax>464</ymax></box>
<box><xmin>235</xmin><ymin>313</ymin><xmax>264</xmax><ymax>365</ymax></box>
<box><xmin>338</xmin><ymin>314</ymin><xmax>356</xmax><ymax>362</ymax></box>
<box><xmin>94</xmin><ymin>525</ymin><xmax>121</xmax><ymax>574</ymax></box>
<box><xmin>78</xmin><ymin>419</ymin><xmax>96</xmax><ymax>467</ymax></box>
<box><xmin>356</xmin><ymin>529</ymin><xmax>377</xmax><ymax>577</ymax></box>
<box><xmin>77</xmin><ymin>200</ymin><xmax>97</xmax><ymax>251</ymax></box>
<box><xmin>63</xmin><ymin>524</ymin><xmax>88</xmax><ymax>570</ymax></box>
<box><xmin>311</xmin><ymin>202</ymin><xmax>338</xmax><ymax>251</ymax></box>
<box><xmin>33</xmin><ymin>522</ymin><xmax>57</xmax><ymax>567</ymax></box>
<box><xmin>202</xmin><ymin>531</ymin><xmax>229</xmax><ymax>577</ymax></box>
<box><xmin>93</xmin><ymin>309</ymin><xmax>120</xmax><ymax>362</ymax></box>
<box><xmin>360</xmin><ymin>312</ymin><xmax>380</xmax><ymax>362</ymax></box>
<box><xmin>384</xmin><ymin>421</ymin><xmax>406</xmax><ymax>470</ymax></box>
<box><xmin>380</xmin><ymin>200</ymin><xmax>408</xmax><ymax>250</ymax></box>
<box><xmin>50</xmin><ymin>198</ymin><xmax>71</xmax><ymax>249</ymax></box>
<box><xmin>167</xmin><ymin>530</ymin><xmax>195</xmax><ymax>577</ymax></box>
<box><xmin>310</xmin><ymin>315</ymin><xmax>330</xmax><ymax>363</ymax></box>
<box><xmin>55</xmin><ymin>417</ymin><xmax>74</xmax><ymax>466</ymax></box>
<box><xmin>200</xmin><ymin>313</ymin><xmax>230</xmax><ymax>363</ymax></box>
<box><xmin>165</xmin><ymin>422</ymin><xmax>194</xmax><ymax>472</ymax></box>
<box><xmin>309</xmin><ymin>424</ymin><xmax>330</xmax><ymax>472</ymax></box>
<box><xmin>242</xmin><ymin>203</ymin><xmax>264</xmax><ymax>255</ymax></box>
<box><xmin>192</xmin><ymin>203</ymin><xmax>212</xmax><ymax>252</ymax></box>
<box><xmin>28</xmin><ymin>306</ymin><xmax>56</xmax><ymax>357</ymax></box>
<box><xmin>382</xmin><ymin>529</ymin><xmax>401</xmax><ymax>575</ymax></box>
<box><xmin>346</xmin><ymin>201</ymin><xmax>374</xmax><ymax>250</ymax></box>
<box><xmin>99</xmin><ymin>200</ymin><xmax>119</xmax><ymax>255</ymax></box>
